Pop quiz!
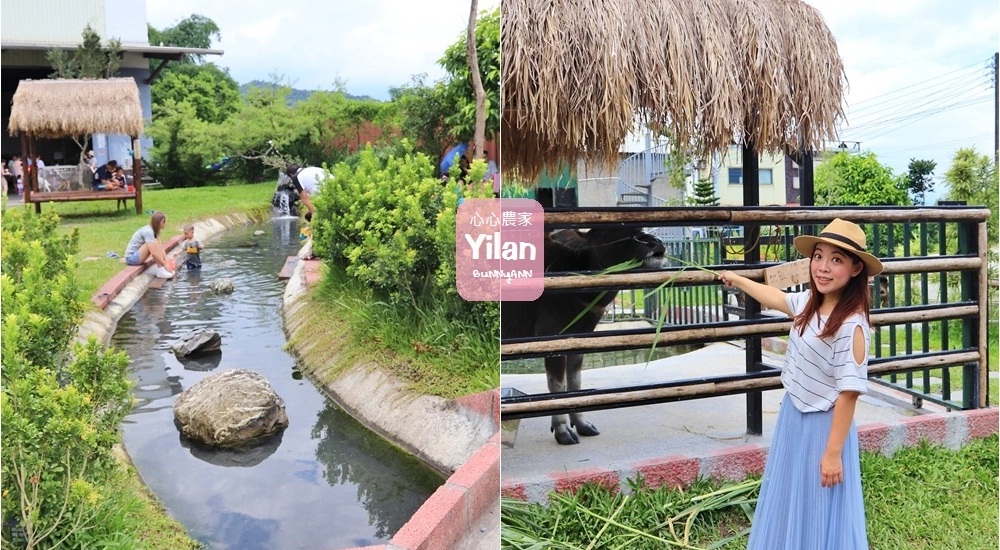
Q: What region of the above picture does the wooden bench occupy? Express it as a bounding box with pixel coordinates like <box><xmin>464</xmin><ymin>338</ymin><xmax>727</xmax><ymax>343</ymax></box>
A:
<box><xmin>25</xmin><ymin>189</ymin><xmax>141</xmax><ymax>214</ymax></box>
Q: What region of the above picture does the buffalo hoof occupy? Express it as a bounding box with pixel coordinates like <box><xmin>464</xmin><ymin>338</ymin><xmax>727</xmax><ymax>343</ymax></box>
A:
<box><xmin>574</xmin><ymin>420</ymin><xmax>600</xmax><ymax>437</ymax></box>
<box><xmin>552</xmin><ymin>426</ymin><xmax>580</xmax><ymax>445</ymax></box>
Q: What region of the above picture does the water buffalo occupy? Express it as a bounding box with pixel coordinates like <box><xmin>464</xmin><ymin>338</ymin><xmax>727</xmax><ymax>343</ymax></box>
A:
<box><xmin>502</xmin><ymin>226</ymin><xmax>666</xmax><ymax>444</ymax></box>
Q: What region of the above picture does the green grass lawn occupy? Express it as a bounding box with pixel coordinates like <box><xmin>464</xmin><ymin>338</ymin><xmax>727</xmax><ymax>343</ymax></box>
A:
<box><xmin>17</xmin><ymin>183</ymin><xmax>274</xmax><ymax>302</ymax></box>
<box><xmin>501</xmin><ymin>435</ymin><xmax>999</xmax><ymax>550</ymax></box>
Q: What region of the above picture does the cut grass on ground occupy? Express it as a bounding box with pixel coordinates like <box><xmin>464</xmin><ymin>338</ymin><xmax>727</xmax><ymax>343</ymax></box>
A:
<box><xmin>500</xmin><ymin>435</ymin><xmax>999</xmax><ymax>550</ymax></box>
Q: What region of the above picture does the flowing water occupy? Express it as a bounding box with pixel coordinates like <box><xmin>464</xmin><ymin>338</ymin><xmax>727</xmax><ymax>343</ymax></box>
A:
<box><xmin>113</xmin><ymin>219</ymin><xmax>442</xmax><ymax>550</ymax></box>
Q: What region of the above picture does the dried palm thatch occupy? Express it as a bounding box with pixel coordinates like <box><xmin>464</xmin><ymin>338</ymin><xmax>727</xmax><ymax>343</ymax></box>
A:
<box><xmin>8</xmin><ymin>78</ymin><xmax>144</xmax><ymax>139</ymax></box>
<box><xmin>502</xmin><ymin>0</ymin><xmax>846</xmax><ymax>181</ymax></box>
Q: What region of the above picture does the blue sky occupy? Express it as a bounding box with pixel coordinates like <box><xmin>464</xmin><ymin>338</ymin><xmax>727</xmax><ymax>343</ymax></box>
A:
<box><xmin>145</xmin><ymin>0</ymin><xmax>499</xmax><ymax>100</ymax></box>
<box><xmin>147</xmin><ymin>0</ymin><xmax>998</xmax><ymax>200</ymax></box>
<box><xmin>804</xmin><ymin>0</ymin><xmax>998</xmax><ymax>201</ymax></box>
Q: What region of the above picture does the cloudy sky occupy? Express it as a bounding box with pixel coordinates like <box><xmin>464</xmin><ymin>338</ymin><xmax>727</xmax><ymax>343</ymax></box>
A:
<box><xmin>147</xmin><ymin>0</ymin><xmax>997</xmax><ymax>199</ymax></box>
<box><xmin>804</xmin><ymin>0</ymin><xmax>998</xmax><ymax>200</ymax></box>
<box><xmin>145</xmin><ymin>0</ymin><xmax>499</xmax><ymax>100</ymax></box>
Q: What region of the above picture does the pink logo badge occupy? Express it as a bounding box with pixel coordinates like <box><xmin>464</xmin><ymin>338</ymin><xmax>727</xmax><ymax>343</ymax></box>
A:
<box><xmin>456</xmin><ymin>198</ymin><xmax>544</xmax><ymax>301</ymax></box>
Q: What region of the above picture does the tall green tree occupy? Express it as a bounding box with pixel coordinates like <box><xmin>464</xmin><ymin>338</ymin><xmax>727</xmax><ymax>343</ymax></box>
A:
<box><xmin>814</xmin><ymin>152</ymin><xmax>910</xmax><ymax>207</ymax></box>
<box><xmin>390</xmin><ymin>75</ymin><xmax>452</xmax><ymax>161</ymax></box>
<box><xmin>147</xmin><ymin>14</ymin><xmax>219</xmax><ymax>64</ymax></box>
<box><xmin>906</xmin><ymin>158</ymin><xmax>937</xmax><ymax>205</ymax></box>
<box><xmin>439</xmin><ymin>7</ymin><xmax>499</xmax><ymax>145</ymax></box>
<box><xmin>690</xmin><ymin>177</ymin><xmax>720</xmax><ymax>206</ymax></box>
<box><xmin>945</xmin><ymin>148</ymin><xmax>998</xmax><ymax>278</ymax></box>
<box><xmin>46</xmin><ymin>24</ymin><xmax>121</xmax><ymax>79</ymax></box>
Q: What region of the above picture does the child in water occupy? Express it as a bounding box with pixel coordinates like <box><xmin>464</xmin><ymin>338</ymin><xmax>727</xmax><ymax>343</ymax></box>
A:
<box><xmin>182</xmin><ymin>224</ymin><xmax>204</xmax><ymax>270</ymax></box>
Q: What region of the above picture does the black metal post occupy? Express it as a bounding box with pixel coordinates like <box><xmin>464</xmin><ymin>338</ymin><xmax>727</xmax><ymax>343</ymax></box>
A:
<box><xmin>742</xmin><ymin>143</ymin><xmax>763</xmax><ymax>435</ymax></box>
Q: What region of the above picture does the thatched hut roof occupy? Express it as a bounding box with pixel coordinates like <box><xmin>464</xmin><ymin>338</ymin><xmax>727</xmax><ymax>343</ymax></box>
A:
<box><xmin>502</xmin><ymin>0</ymin><xmax>846</xmax><ymax>180</ymax></box>
<box><xmin>8</xmin><ymin>78</ymin><xmax>144</xmax><ymax>139</ymax></box>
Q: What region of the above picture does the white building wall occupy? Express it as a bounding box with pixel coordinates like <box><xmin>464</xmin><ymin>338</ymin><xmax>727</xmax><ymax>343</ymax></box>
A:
<box><xmin>717</xmin><ymin>146</ymin><xmax>788</xmax><ymax>206</ymax></box>
<box><xmin>1</xmin><ymin>0</ymin><xmax>147</xmax><ymax>45</ymax></box>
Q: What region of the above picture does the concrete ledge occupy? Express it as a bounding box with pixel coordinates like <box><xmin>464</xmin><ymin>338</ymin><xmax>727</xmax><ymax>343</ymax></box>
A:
<box><xmin>90</xmin><ymin>235</ymin><xmax>184</xmax><ymax>309</ymax></box>
<box><xmin>501</xmin><ymin>407</ymin><xmax>998</xmax><ymax>504</ymax></box>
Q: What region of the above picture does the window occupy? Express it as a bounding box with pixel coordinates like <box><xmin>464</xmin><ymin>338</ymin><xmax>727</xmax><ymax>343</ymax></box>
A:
<box><xmin>727</xmin><ymin>168</ymin><xmax>773</xmax><ymax>185</ymax></box>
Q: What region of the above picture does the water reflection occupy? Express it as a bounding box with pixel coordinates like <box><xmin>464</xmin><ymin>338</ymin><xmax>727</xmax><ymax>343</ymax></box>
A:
<box><xmin>115</xmin><ymin>220</ymin><xmax>442</xmax><ymax>549</ymax></box>
<box><xmin>311</xmin><ymin>400</ymin><xmax>442</xmax><ymax>539</ymax></box>
<box><xmin>180</xmin><ymin>431</ymin><xmax>283</xmax><ymax>468</ymax></box>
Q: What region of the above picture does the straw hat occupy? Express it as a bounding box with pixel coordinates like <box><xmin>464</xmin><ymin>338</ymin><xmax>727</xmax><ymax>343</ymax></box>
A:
<box><xmin>793</xmin><ymin>218</ymin><xmax>883</xmax><ymax>275</ymax></box>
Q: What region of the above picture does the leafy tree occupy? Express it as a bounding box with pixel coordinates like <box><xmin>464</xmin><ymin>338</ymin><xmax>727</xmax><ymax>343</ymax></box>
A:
<box><xmin>46</xmin><ymin>24</ymin><xmax>121</xmax><ymax>79</ymax></box>
<box><xmin>390</xmin><ymin>75</ymin><xmax>453</xmax><ymax>162</ymax></box>
<box><xmin>814</xmin><ymin>152</ymin><xmax>910</xmax><ymax>207</ymax></box>
<box><xmin>945</xmin><ymin>147</ymin><xmax>998</xmax><ymax>278</ymax></box>
<box><xmin>151</xmin><ymin>63</ymin><xmax>240</xmax><ymax>125</ymax></box>
<box><xmin>690</xmin><ymin>177</ymin><xmax>720</xmax><ymax>206</ymax></box>
<box><xmin>147</xmin><ymin>14</ymin><xmax>220</xmax><ymax>64</ymax></box>
<box><xmin>906</xmin><ymin>158</ymin><xmax>937</xmax><ymax>205</ymax></box>
<box><xmin>146</xmin><ymin>99</ymin><xmax>226</xmax><ymax>187</ymax></box>
<box><xmin>439</xmin><ymin>7</ymin><xmax>500</xmax><ymax>146</ymax></box>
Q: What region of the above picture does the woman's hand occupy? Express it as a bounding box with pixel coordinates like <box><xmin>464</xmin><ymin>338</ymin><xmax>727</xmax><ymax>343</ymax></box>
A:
<box><xmin>718</xmin><ymin>270</ymin><xmax>739</xmax><ymax>288</ymax></box>
<box><xmin>820</xmin><ymin>450</ymin><xmax>844</xmax><ymax>487</ymax></box>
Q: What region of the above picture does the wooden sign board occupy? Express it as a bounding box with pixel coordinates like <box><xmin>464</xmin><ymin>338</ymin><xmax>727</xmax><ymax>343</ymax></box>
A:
<box><xmin>763</xmin><ymin>258</ymin><xmax>810</xmax><ymax>288</ymax></box>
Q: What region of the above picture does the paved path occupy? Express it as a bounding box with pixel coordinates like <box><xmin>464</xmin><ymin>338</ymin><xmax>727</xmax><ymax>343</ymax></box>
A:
<box><xmin>501</xmin><ymin>340</ymin><xmax>993</xmax><ymax>503</ymax></box>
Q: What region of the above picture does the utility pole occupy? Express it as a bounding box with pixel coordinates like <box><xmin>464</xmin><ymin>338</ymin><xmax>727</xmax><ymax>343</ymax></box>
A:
<box><xmin>994</xmin><ymin>52</ymin><xmax>998</xmax><ymax>166</ymax></box>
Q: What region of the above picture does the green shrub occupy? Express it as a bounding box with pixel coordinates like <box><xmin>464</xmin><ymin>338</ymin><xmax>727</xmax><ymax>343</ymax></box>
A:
<box><xmin>312</xmin><ymin>142</ymin><xmax>498</xmax><ymax>333</ymax></box>
<box><xmin>1</xmin><ymin>209</ymin><xmax>133</xmax><ymax>549</ymax></box>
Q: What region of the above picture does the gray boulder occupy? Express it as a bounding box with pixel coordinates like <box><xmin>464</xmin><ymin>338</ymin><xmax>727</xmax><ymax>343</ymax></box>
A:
<box><xmin>171</xmin><ymin>329</ymin><xmax>222</xmax><ymax>358</ymax></box>
<box><xmin>210</xmin><ymin>278</ymin><xmax>234</xmax><ymax>294</ymax></box>
<box><xmin>173</xmin><ymin>369</ymin><xmax>289</xmax><ymax>447</ymax></box>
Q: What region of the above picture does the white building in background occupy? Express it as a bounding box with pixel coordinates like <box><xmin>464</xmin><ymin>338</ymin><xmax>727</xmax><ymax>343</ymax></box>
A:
<box><xmin>1</xmin><ymin>0</ymin><xmax>221</xmax><ymax>165</ymax></box>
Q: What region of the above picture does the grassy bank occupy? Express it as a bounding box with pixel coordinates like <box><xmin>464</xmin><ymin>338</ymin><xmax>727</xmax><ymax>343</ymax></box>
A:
<box><xmin>24</xmin><ymin>183</ymin><xmax>273</xmax><ymax>301</ymax></box>
<box><xmin>290</xmin><ymin>263</ymin><xmax>499</xmax><ymax>398</ymax></box>
<box><xmin>500</xmin><ymin>434</ymin><xmax>999</xmax><ymax>549</ymax></box>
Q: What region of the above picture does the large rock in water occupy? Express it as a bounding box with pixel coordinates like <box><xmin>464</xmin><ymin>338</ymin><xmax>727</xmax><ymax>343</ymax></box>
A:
<box><xmin>171</xmin><ymin>329</ymin><xmax>222</xmax><ymax>358</ymax></box>
<box><xmin>210</xmin><ymin>278</ymin><xmax>234</xmax><ymax>294</ymax></box>
<box><xmin>173</xmin><ymin>369</ymin><xmax>289</xmax><ymax>447</ymax></box>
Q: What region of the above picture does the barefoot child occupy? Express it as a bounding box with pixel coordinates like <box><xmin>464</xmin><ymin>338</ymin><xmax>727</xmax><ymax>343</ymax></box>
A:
<box><xmin>719</xmin><ymin>218</ymin><xmax>883</xmax><ymax>550</ymax></box>
<box><xmin>181</xmin><ymin>224</ymin><xmax>204</xmax><ymax>270</ymax></box>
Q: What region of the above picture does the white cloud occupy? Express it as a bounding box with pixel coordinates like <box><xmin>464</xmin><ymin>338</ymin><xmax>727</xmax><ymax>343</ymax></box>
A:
<box><xmin>145</xmin><ymin>0</ymin><xmax>498</xmax><ymax>98</ymax></box>
<box><xmin>804</xmin><ymin>0</ymin><xmax>998</xmax><ymax>198</ymax></box>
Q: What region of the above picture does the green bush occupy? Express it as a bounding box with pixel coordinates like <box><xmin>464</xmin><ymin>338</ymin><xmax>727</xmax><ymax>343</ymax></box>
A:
<box><xmin>312</xmin><ymin>142</ymin><xmax>498</xmax><ymax>333</ymax></box>
<box><xmin>1</xmin><ymin>209</ymin><xmax>133</xmax><ymax>549</ymax></box>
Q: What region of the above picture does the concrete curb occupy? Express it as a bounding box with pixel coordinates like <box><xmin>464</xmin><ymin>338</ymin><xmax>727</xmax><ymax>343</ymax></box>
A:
<box><xmin>501</xmin><ymin>407</ymin><xmax>999</xmax><ymax>504</ymax></box>
<box><xmin>281</xmin><ymin>246</ymin><xmax>501</xmax><ymax>550</ymax></box>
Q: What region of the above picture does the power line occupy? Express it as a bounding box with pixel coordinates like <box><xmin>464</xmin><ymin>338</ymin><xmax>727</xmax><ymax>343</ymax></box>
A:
<box><xmin>845</xmin><ymin>56</ymin><xmax>993</xmax><ymax>111</ymax></box>
<box><xmin>875</xmin><ymin>133</ymin><xmax>993</xmax><ymax>156</ymax></box>
<box><xmin>844</xmin><ymin>71</ymin><xmax>990</xmax><ymax>127</ymax></box>
<box><xmin>851</xmin><ymin>95</ymin><xmax>992</xmax><ymax>142</ymax></box>
<box><xmin>845</xmin><ymin>87</ymin><xmax>992</xmax><ymax>135</ymax></box>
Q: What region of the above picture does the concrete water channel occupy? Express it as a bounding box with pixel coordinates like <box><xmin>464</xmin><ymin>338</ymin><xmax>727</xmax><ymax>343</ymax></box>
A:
<box><xmin>112</xmin><ymin>219</ymin><xmax>442</xmax><ymax>549</ymax></box>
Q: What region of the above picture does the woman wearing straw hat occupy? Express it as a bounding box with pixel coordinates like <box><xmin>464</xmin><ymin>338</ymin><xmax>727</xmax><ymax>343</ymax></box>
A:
<box><xmin>720</xmin><ymin>218</ymin><xmax>882</xmax><ymax>549</ymax></box>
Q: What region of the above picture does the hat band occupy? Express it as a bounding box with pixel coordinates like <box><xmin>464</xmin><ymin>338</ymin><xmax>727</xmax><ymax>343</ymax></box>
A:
<box><xmin>818</xmin><ymin>231</ymin><xmax>865</xmax><ymax>253</ymax></box>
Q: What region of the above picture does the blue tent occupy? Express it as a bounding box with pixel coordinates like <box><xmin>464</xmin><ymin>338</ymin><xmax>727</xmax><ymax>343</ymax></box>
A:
<box><xmin>440</xmin><ymin>143</ymin><xmax>468</xmax><ymax>175</ymax></box>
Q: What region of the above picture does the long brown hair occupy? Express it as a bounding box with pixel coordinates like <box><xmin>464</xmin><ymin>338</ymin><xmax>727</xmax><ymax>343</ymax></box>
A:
<box><xmin>793</xmin><ymin>251</ymin><xmax>872</xmax><ymax>339</ymax></box>
<box><xmin>150</xmin><ymin>212</ymin><xmax>166</xmax><ymax>239</ymax></box>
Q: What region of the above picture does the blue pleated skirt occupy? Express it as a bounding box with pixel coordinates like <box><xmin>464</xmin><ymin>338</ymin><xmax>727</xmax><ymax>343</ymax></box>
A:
<box><xmin>747</xmin><ymin>394</ymin><xmax>868</xmax><ymax>550</ymax></box>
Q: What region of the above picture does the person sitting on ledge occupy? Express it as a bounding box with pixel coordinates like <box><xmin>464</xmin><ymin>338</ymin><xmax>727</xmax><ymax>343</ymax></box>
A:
<box><xmin>124</xmin><ymin>212</ymin><xmax>174</xmax><ymax>279</ymax></box>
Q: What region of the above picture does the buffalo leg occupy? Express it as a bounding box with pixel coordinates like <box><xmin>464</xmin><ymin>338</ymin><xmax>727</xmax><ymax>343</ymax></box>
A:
<box><xmin>566</xmin><ymin>354</ymin><xmax>599</xmax><ymax>437</ymax></box>
<box><xmin>544</xmin><ymin>355</ymin><xmax>579</xmax><ymax>445</ymax></box>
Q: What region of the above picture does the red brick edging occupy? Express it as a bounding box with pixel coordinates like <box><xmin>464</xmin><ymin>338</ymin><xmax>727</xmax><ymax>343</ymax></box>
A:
<box><xmin>501</xmin><ymin>407</ymin><xmax>999</xmax><ymax>504</ymax></box>
<box><xmin>342</xmin><ymin>390</ymin><xmax>501</xmax><ymax>550</ymax></box>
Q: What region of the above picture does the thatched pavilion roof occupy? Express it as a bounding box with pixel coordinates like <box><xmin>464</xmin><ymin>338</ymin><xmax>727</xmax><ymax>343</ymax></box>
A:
<box><xmin>7</xmin><ymin>78</ymin><xmax>144</xmax><ymax>139</ymax></box>
<box><xmin>502</xmin><ymin>0</ymin><xmax>847</xmax><ymax>181</ymax></box>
